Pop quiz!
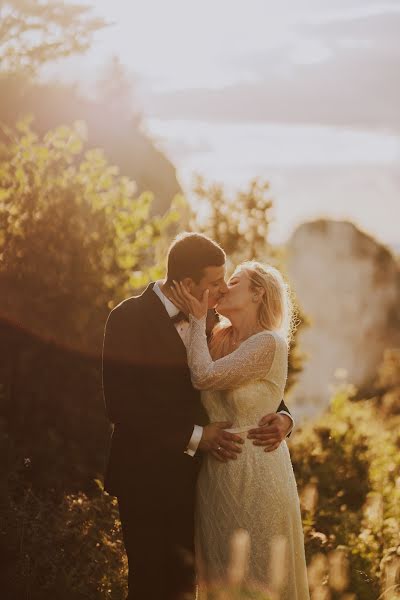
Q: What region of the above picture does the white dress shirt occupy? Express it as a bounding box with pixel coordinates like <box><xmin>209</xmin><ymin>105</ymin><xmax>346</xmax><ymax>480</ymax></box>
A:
<box><xmin>153</xmin><ymin>281</ymin><xmax>203</xmax><ymax>456</ymax></box>
<box><xmin>152</xmin><ymin>281</ymin><xmax>294</xmax><ymax>457</ymax></box>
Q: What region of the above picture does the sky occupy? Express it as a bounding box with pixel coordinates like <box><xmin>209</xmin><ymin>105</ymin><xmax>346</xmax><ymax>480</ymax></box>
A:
<box><xmin>54</xmin><ymin>0</ymin><xmax>400</xmax><ymax>247</ymax></box>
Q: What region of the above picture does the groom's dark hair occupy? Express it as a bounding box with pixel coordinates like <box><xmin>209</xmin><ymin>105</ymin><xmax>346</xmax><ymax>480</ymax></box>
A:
<box><xmin>166</xmin><ymin>232</ymin><xmax>226</xmax><ymax>284</ymax></box>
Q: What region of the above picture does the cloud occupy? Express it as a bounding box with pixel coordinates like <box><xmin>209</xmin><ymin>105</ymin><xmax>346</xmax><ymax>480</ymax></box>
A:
<box><xmin>142</xmin><ymin>10</ymin><xmax>400</xmax><ymax>132</ymax></box>
<box><xmin>299</xmin><ymin>0</ymin><xmax>400</xmax><ymax>27</ymax></box>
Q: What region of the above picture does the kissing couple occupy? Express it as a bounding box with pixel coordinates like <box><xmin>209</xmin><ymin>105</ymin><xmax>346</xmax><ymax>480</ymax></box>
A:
<box><xmin>102</xmin><ymin>232</ymin><xmax>310</xmax><ymax>599</ymax></box>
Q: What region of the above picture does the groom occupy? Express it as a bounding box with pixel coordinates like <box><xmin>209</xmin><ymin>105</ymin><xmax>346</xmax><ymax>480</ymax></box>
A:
<box><xmin>102</xmin><ymin>232</ymin><xmax>294</xmax><ymax>600</ymax></box>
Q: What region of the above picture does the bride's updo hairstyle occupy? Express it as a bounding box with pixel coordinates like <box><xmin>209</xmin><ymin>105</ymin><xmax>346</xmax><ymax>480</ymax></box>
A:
<box><xmin>237</xmin><ymin>261</ymin><xmax>295</xmax><ymax>344</ymax></box>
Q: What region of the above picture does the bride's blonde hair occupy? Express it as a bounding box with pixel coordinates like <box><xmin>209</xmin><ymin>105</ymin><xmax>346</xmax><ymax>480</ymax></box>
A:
<box><xmin>209</xmin><ymin>261</ymin><xmax>295</xmax><ymax>359</ymax></box>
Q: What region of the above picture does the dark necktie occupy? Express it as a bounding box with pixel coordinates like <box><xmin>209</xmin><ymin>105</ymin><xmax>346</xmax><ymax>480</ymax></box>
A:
<box><xmin>171</xmin><ymin>311</ymin><xmax>189</xmax><ymax>324</ymax></box>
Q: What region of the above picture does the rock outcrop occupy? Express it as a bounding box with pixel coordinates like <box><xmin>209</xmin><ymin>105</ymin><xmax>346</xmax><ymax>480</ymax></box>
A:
<box><xmin>287</xmin><ymin>219</ymin><xmax>400</xmax><ymax>416</ymax></box>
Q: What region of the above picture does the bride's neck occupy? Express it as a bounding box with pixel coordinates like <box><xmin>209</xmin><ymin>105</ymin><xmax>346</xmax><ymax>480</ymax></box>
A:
<box><xmin>228</xmin><ymin>311</ymin><xmax>262</xmax><ymax>344</ymax></box>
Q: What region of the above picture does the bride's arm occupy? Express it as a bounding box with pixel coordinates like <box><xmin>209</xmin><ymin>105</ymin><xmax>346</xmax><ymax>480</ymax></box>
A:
<box><xmin>187</xmin><ymin>314</ymin><xmax>279</xmax><ymax>390</ymax></box>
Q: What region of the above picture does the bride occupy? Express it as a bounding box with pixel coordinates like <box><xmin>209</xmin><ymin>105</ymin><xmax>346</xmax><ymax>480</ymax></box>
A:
<box><xmin>170</xmin><ymin>261</ymin><xmax>310</xmax><ymax>599</ymax></box>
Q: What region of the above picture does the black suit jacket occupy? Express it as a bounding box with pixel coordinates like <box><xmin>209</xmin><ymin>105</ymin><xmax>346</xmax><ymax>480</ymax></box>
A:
<box><xmin>102</xmin><ymin>282</ymin><xmax>291</xmax><ymax>509</ymax></box>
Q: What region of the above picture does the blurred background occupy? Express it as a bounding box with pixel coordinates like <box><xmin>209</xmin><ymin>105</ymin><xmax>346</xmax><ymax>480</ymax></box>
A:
<box><xmin>0</xmin><ymin>1</ymin><xmax>399</xmax><ymax>599</ymax></box>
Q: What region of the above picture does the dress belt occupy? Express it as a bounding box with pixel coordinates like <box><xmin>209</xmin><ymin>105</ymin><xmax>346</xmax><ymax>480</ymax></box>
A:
<box><xmin>224</xmin><ymin>424</ymin><xmax>258</xmax><ymax>434</ymax></box>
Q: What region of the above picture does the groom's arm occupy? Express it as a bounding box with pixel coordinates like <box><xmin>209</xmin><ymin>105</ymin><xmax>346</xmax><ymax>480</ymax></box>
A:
<box><xmin>185</xmin><ymin>425</ymin><xmax>203</xmax><ymax>457</ymax></box>
<box><xmin>247</xmin><ymin>402</ymin><xmax>294</xmax><ymax>452</ymax></box>
<box><xmin>188</xmin><ymin>408</ymin><xmax>293</xmax><ymax>457</ymax></box>
<box><xmin>277</xmin><ymin>398</ymin><xmax>294</xmax><ymax>437</ymax></box>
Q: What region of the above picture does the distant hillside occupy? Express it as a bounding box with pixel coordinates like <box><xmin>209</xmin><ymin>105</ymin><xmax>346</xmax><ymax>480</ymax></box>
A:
<box><xmin>0</xmin><ymin>75</ymin><xmax>181</xmax><ymax>215</ymax></box>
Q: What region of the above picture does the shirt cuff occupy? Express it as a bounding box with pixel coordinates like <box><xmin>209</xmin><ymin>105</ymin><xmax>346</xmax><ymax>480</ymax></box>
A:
<box><xmin>184</xmin><ymin>424</ymin><xmax>203</xmax><ymax>457</ymax></box>
<box><xmin>279</xmin><ymin>410</ymin><xmax>294</xmax><ymax>436</ymax></box>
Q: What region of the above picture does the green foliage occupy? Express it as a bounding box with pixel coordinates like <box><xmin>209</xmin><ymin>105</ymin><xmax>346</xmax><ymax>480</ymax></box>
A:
<box><xmin>374</xmin><ymin>348</ymin><xmax>400</xmax><ymax>416</ymax></box>
<box><xmin>0</xmin><ymin>0</ymin><xmax>107</xmax><ymax>74</ymax></box>
<box><xmin>191</xmin><ymin>176</ymin><xmax>273</xmax><ymax>268</ymax></box>
<box><xmin>0</xmin><ymin>118</ymin><xmax>183</xmax><ymax>598</ymax></box>
<box><xmin>291</xmin><ymin>382</ymin><xmax>400</xmax><ymax>599</ymax></box>
<box><xmin>0</xmin><ymin>119</ymin><xmax>179</xmax><ymax>352</ymax></box>
<box><xmin>1</xmin><ymin>480</ymin><xmax>127</xmax><ymax>599</ymax></box>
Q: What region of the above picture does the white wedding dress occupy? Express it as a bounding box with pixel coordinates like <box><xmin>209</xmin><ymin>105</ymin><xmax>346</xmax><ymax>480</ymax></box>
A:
<box><xmin>186</xmin><ymin>314</ymin><xmax>310</xmax><ymax>599</ymax></box>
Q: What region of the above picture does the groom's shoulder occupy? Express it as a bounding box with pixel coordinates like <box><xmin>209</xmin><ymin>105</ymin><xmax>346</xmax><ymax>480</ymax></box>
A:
<box><xmin>110</xmin><ymin>295</ymin><xmax>142</xmax><ymax>316</ymax></box>
<box><xmin>113</xmin><ymin>295</ymin><xmax>139</xmax><ymax>310</ymax></box>
<box><xmin>108</xmin><ymin>287</ymin><xmax>151</xmax><ymax>320</ymax></box>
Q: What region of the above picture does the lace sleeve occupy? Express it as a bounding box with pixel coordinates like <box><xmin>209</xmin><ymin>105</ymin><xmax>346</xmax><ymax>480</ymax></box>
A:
<box><xmin>186</xmin><ymin>314</ymin><xmax>278</xmax><ymax>390</ymax></box>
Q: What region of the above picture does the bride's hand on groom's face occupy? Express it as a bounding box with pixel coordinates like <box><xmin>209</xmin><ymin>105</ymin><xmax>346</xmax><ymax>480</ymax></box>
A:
<box><xmin>170</xmin><ymin>281</ymin><xmax>209</xmax><ymax>320</ymax></box>
<box><xmin>199</xmin><ymin>422</ymin><xmax>244</xmax><ymax>462</ymax></box>
<box><xmin>167</xmin><ymin>282</ymin><xmax>188</xmax><ymax>314</ymax></box>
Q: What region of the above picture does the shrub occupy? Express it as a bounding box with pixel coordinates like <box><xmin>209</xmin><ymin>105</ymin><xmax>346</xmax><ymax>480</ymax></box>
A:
<box><xmin>291</xmin><ymin>384</ymin><xmax>400</xmax><ymax>599</ymax></box>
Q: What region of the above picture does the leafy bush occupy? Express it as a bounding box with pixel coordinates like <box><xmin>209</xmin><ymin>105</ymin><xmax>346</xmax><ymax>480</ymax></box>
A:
<box><xmin>0</xmin><ymin>119</ymin><xmax>182</xmax><ymax>598</ymax></box>
<box><xmin>291</xmin><ymin>382</ymin><xmax>400</xmax><ymax>599</ymax></box>
<box><xmin>1</xmin><ymin>482</ymin><xmax>127</xmax><ymax>599</ymax></box>
<box><xmin>0</xmin><ymin>119</ymin><xmax>181</xmax><ymax>353</ymax></box>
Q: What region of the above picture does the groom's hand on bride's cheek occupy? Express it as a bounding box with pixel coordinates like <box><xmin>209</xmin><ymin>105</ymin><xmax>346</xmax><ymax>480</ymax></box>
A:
<box><xmin>247</xmin><ymin>413</ymin><xmax>291</xmax><ymax>452</ymax></box>
<box><xmin>199</xmin><ymin>422</ymin><xmax>244</xmax><ymax>462</ymax></box>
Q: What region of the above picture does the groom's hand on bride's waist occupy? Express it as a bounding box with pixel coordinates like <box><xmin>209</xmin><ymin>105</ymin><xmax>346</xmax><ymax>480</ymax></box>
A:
<box><xmin>199</xmin><ymin>422</ymin><xmax>244</xmax><ymax>462</ymax></box>
<box><xmin>247</xmin><ymin>413</ymin><xmax>293</xmax><ymax>452</ymax></box>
